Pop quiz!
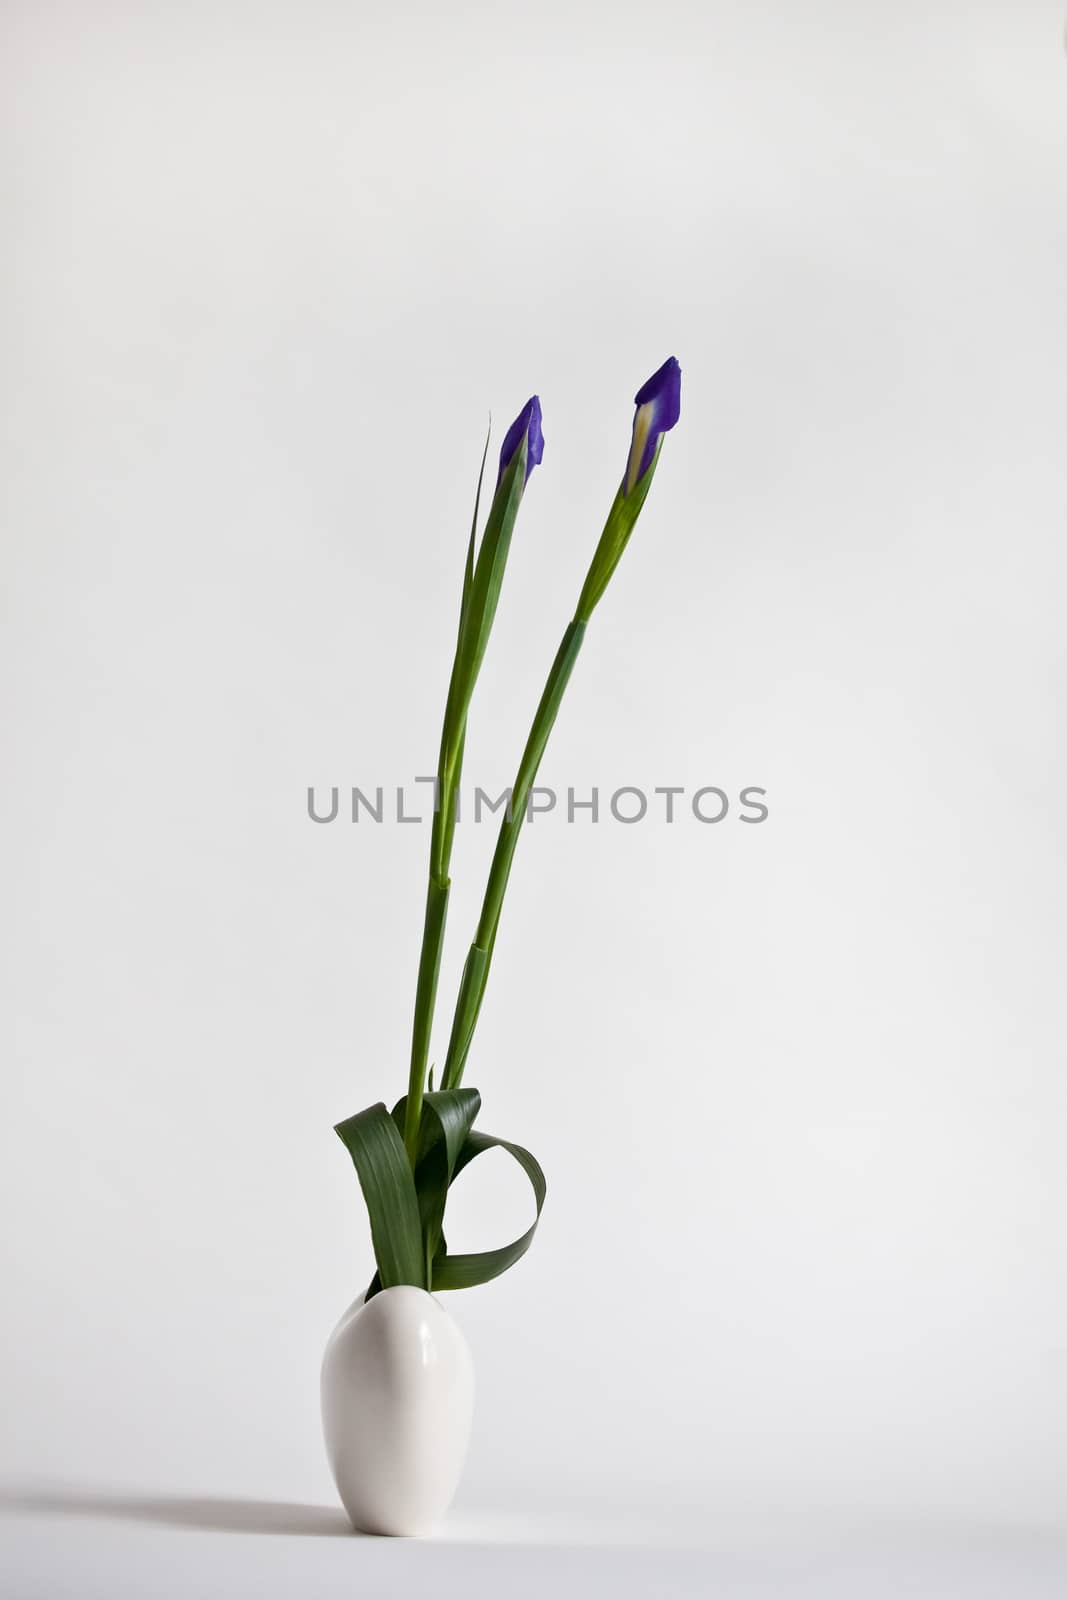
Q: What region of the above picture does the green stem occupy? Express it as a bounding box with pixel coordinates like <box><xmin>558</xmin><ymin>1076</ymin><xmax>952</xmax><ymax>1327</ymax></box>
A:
<box><xmin>403</xmin><ymin>640</ymin><xmax>467</xmax><ymax>1161</ymax></box>
<box><xmin>442</xmin><ymin>619</ymin><xmax>586</xmax><ymax>1089</ymax></box>
<box><xmin>439</xmin><ymin>446</ymin><xmax>665</xmax><ymax>1092</ymax></box>
<box><xmin>402</xmin><ymin>432</ymin><xmax>527</xmax><ymax>1161</ymax></box>
<box><xmin>476</xmin><ymin>621</ymin><xmax>586</xmax><ymax>948</ymax></box>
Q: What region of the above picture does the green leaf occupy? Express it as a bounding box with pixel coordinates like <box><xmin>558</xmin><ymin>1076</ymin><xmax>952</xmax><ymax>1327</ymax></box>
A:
<box><xmin>431</xmin><ymin>1130</ymin><xmax>546</xmax><ymax>1290</ymax></box>
<box><xmin>392</xmin><ymin>1088</ymin><xmax>481</xmax><ymax>1275</ymax></box>
<box><xmin>422</xmin><ymin>1088</ymin><xmax>483</xmax><ymax>1174</ymax></box>
<box><xmin>334</xmin><ymin>1103</ymin><xmax>426</xmax><ymax>1291</ymax></box>
<box><xmin>449</xmin><ymin>440</ymin><xmax>527</xmax><ymax>753</ymax></box>
<box><xmin>458</xmin><ymin>422</ymin><xmax>491</xmax><ymax>643</ymax></box>
<box><xmin>441</xmin><ymin>428</ymin><xmax>490</xmax><ymax>870</ymax></box>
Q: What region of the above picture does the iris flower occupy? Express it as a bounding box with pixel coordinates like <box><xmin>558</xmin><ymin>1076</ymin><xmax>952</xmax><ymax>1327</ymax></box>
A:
<box><xmin>497</xmin><ymin>396</ymin><xmax>545</xmax><ymax>486</ymax></box>
<box><xmin>625</xmin><ymin>356</ymin><xmax>682</xmax><ymax>494</ymax></box>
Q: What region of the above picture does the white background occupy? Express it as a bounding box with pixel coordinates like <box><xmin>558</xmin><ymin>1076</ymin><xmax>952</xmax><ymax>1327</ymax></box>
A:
<box><xmin>3</xmin><ymin>2</ymin><xmax>1066</xmax><ymax>1595</ymax></box>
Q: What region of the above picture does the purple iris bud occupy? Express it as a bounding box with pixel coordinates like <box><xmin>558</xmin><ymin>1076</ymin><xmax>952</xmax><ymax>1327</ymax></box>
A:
<box><xmin>497</xmin><ymin>395</ymin><xmax>545</xmax><ymax>487</ymax></box>
<box><xmin>625</xmin><ymin>356</ymin><xmax>682</xmax><ymax>493</ymax></box>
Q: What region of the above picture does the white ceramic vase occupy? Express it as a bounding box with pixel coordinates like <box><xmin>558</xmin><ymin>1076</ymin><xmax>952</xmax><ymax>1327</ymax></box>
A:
<box><xmin>321</xmin><ymin>1285</ymin><xmax>475</xmax><ymax>1536</ymax></box>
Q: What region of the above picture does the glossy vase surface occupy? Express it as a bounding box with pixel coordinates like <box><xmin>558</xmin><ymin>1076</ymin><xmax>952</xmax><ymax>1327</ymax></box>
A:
<box><xmin>321</xmin><ymin>1285</ymin><xmax>474</xmax><ymax>1536</ymax></box>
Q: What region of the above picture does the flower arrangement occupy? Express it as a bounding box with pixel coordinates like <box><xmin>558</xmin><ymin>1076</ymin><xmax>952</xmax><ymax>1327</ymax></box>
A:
<box><xmin>334</xmin><ymin>357</ymin><xmax>682</xmax><ymax>1298</ymax></box>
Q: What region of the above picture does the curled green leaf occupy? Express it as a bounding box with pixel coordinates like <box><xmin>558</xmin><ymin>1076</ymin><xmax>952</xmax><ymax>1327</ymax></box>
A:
<box><xmin>431</xmin><ymin>1130</ymin><xmax>546</xmax><ymax>1291</ymax></box>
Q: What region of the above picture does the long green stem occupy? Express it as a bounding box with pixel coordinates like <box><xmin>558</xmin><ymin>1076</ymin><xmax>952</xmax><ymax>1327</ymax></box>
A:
<box><xmin>403</xmin><ymin>713</ymin><xmax>465</xmax><ymax>1162</ymax></box>
<box><xmin>476</xmin><ymin>621</ymin><xmax>586</xmax><ymax>950</ymax></box>
<box><xmin>441</xmin><ymin>619</ymin><xmax>586</xmax><ymax>1089</ymax></box>
<box><xmin>402</xmin><ymin>435</ymin><xmax>528</xmax><ymax>1161</ymax></box>
<box><xmin>440</xmin><ymin>447</ymin><xmax>664</xmax><ymax>1092</ymax></box>
<box><xmin>402</xmin><ymin>615</ymin><xmax>471</xmax><ymax>1164</ymax></box>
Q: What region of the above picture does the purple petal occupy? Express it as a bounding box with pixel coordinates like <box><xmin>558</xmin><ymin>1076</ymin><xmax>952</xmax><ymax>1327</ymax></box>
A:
<box><xmin>627</xmin><ymin>357</ymin><xmax>682</xmax><ymax>488</ymax></box>
<box><xmin>498</xmin><ymin>395</ymin><xmax>545</xmax><ymax>487</ymax></box>
<box><xmin>634</xmin><ymin>356</ymin><xmax>682</xmax><ymax>425</ymax></box>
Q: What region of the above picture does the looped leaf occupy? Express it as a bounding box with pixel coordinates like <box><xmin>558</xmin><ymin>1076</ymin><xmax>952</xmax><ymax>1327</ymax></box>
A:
<box><xmin>339</xmin><ymin>1093</ymin><xmax>544</xmax><ymax>1299</ymax></box>
<box><xmin>431</xmin><ymin>1129</ymin><xmax>546</xmax><ymax>1291</ymax></box>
